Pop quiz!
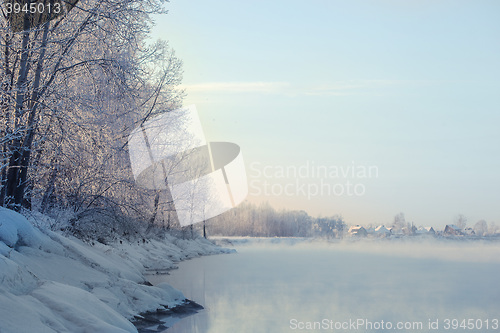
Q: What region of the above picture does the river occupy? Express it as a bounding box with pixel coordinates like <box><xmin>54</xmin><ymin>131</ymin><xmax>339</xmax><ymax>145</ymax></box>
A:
<box><xmin>147</xmin><ymin>239</ymin><xmax>500</xmax><ymax>332</ymax></box>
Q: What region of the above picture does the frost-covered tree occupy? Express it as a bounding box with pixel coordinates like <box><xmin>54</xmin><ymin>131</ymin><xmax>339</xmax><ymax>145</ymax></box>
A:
<box><xmin>455</xmin><ymin>214</ymin><xmax>467</xmax><ymax>229</ymax></box>
<box><xmin>1</xmin><ymin>1</ymin><xmax>184</xmax><ymax>235</ymax></box>
<box><xmin>391</xmin><ymin>212</ymin><xmax>406</xmax><ymax>234</ymax></box>
<box><xmin>473</xmin><ymin>220</ymin><xmax>488</xmax><ymax>237</ymax></box>
<box><xmin>205</xmin><ymin>201</ymin><xmax>344</xmax><ymax>238</ymax></box>
<box><xmin>311</xmin><ymin>216</ymin><xmax>345</xmax><ymax>238</ymax></box>
<box><xmin>488</xmin><ymin>221</ymin><xmax>499</xmax><ymax>236</ymax></box>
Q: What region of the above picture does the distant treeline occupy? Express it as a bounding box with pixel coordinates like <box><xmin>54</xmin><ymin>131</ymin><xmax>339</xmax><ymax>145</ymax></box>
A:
<box><xmin>206</xmin><ymin>202</ymin><xmax>346</xmax><ymax>238</ymax></box>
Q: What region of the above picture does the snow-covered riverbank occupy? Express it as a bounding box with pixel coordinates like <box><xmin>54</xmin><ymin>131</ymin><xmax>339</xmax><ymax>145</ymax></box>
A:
<box><xmin>0</xmin><ymin>207</ymin><xmax>232</xmax><ymax>333</ymax></box>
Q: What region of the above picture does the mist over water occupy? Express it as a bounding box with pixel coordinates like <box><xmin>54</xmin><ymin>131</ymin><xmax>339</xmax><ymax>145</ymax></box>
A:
<box><xmin>150</xmin><ymin>239</ymin><xmax>500</xmax><ymax>332</ymax></box>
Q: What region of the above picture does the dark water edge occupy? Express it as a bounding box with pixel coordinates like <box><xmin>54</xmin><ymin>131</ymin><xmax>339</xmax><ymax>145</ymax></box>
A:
<box><xmin>132</xmin><ymin>299</ymin><xmax>203</xmax><ymax>333</ymax></box>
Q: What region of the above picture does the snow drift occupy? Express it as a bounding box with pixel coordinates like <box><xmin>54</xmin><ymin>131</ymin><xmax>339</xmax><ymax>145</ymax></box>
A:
<box><xmin>0</xmin><ymin>207</ymin><xmax>230</xmax><ymax>333</ymax></box>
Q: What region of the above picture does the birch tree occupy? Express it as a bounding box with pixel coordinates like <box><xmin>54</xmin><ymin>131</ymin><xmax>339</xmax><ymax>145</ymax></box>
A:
<box><xmin>1</xmin><ymin>0</ymin><xmax>184</xmax><ymax>223</ymax></box>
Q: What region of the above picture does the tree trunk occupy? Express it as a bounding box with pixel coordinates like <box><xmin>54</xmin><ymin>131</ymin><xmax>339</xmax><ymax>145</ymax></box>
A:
<box><xmin>146</xmin><ymin>191</ymin><xmax>161</xmax><ymax>233</ymax></box>
<box><xmin>16</xmin><ymin>8</ymin><xmax>52</xmax><ymax>210</ymax></box>
<box><xmin>4</xmin><ymin>10</ymin><xmax>32</xmax><ymax>211</ymax></box>
<box><xmin>40</xmin><ymin>152</ymin><xmax>60</xmax><ymax>213</ymax></box>
<box><xmin>0</xmin><ymin>28</ymin><xmax>13</xmax><ymax>207</ymax></box>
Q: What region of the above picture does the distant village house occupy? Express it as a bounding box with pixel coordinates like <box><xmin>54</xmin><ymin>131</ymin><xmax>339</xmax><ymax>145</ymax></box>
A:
<box><xmin>348</xmin><ymin>226</ymin><xmax>368</xmax><ymax>237</ymax></box>
<box><xmin>444</xmin><ymin>225</ymin><xmax>463</xmax><ymax>236</ymax></box>
<box><xmin>416</xmin><ymin>227</ymin><xmax>436</xmax><ymax>236</ymax></box>
<box><xmin>374</xmin><ymin>225</ymin><xmax>391</xmax><ymax>237</ymax></box>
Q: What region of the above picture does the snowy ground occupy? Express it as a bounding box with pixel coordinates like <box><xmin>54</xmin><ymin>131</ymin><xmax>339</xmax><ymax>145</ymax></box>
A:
<box><xmin>0</xmin><ymin>207</ymin><xmax>232</xmax><ymax>333</ymax></box>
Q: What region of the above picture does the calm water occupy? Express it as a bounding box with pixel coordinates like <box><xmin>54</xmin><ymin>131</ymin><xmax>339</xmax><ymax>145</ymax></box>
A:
<box><xmin>148</xmin><ymin>240</ymin><xmax>500</xmax><ymax>333</ymax></box>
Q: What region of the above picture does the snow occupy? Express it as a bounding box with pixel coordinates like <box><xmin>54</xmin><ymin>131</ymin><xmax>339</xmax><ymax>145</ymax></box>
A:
<box><xmin>0</xmin><ymin>207</ymin><xmax>46</xmax><ymax>248</ymax></box>
<box><xmin>0</xmin><ymin>282</ymin><xmax>137</xmax><ymax>333</ymax></box>
<box><xmin>348</xmin><ymin>225</ymin><xmax>363</xmax><ymax>231</ymax></box>
<box><xmin>0</xmin><ymin>207</ymin><xmax>231</xmax><ymax>333</ymax></box>
<box><xmin>374</xmin><ymin>225</ymin><xmax>390</xmax><ymax>234</ymax></box>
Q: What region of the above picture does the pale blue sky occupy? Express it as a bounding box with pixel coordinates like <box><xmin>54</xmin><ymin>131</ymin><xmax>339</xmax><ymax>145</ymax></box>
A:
<box><xmin>152</xmin><ymin>0</ymin><xmax>500</xmax><ymax>228</ymax></box>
